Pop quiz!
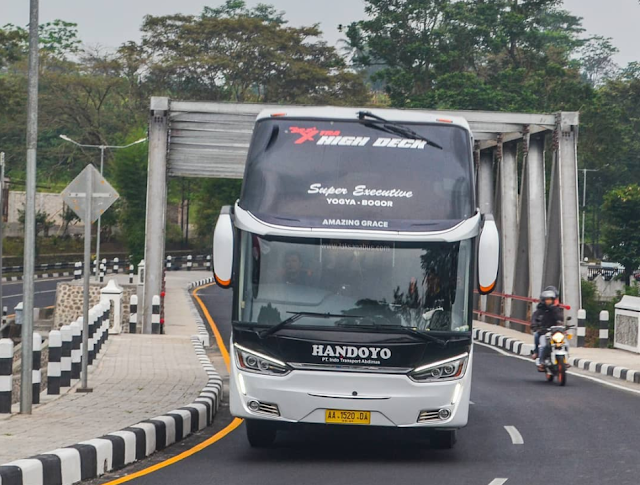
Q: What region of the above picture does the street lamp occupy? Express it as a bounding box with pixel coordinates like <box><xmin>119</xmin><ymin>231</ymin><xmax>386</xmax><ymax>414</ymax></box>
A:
<box><xmin>59</xmin><ymin>135</ymin><xmax>147</xmax><ymax>275</ymax></box>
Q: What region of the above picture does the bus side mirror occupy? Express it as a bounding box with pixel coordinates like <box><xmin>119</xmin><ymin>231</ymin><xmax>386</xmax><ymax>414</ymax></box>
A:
<box><xmin>213</xmin><ymin>206</ymin><xmax>234</xmax><ymax>289</ymax></box>
<box><xmin>478</xmin><ymin>215</ymin><xmax>499</xmax><ymax>295</ymax></box>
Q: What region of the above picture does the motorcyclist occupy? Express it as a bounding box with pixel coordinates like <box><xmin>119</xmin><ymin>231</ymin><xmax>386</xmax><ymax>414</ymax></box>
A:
<box><xmin>531</xmin><ymin>286</ymin><xmax>564</xmax><ymax>370</ymax></box>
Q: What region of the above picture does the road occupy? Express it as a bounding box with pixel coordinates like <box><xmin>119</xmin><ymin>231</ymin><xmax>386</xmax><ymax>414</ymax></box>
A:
<box><xmin>104</xmin><ymin>284</ymin><xmax>640</xmax><ymax>485</ymax></box>
<box><xmin>0</xmin><ymin>278</ymin><xmax>70</xmax><ymax>313</ymax></box>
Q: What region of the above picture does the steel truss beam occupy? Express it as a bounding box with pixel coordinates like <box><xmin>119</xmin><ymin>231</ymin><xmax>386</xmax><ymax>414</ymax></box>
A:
<box><xmin>143</xmin><ymin>98</ymin><xmax>580</xmax><ymax>330</ymax></box>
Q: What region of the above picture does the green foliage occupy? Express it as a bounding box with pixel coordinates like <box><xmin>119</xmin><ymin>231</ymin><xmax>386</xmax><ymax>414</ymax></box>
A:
<box><xmin>128</xmin><ymin>5</ymin><xmax>369</xmax><ymax>104</ymax></box>
<box><xmin>346</xmin><ymin>0</ymin><xmax>590</xmax><ymax>111</ymax></box>
<box><xmin>602</xmin><ymin>185</ymin><xmax>640</xmax><ymax>285</ymax></box>
<box><xmin>111</xmin><ymin>130</ymin><xmax>149</xmax><ymax>265</ymax></box>
<box><xmin>193</xmin><ymin>179</ymin><xmax>243</xmax><ymax>239</ymax></box>
<box><xmin>580</xmin><ymin>279</ymin><xmax>601</xmax><ymax>328</ymax></box>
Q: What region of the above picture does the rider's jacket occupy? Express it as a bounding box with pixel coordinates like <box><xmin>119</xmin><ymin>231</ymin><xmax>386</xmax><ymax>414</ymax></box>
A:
<box><xmin>531</xmin><ymin>302</ymin><xmax>564</xmax><ymax>333</ymax></box>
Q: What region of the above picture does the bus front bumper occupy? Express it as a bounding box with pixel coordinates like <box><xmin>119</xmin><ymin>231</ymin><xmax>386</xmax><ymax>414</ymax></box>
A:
<box><xmin>229</xmin><ymin>361</ymin><xmax>472</xmax><ymax>428</ymax></box>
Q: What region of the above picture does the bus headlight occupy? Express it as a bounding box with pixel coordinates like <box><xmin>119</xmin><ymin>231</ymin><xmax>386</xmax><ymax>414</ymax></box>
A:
<box><xmin>409</xmin><ymin>353</ymin><xmax>469</xmax><ymax>382</ymax></box>
<box><xmin>234</xmin><ymin>343</ymin><xmax>291</xmax><ymax>376</ymax></box>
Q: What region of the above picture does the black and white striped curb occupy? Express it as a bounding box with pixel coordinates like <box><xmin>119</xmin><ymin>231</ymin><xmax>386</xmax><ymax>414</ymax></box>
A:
<box><xmin>2</xmin><ymin>272</ymin><xmax>73</xmax><ymax>283</ymax></box>
<box><xmin>570</xmin><ymin>357</ymin><xmax>640</xmax><ymax>384</ymax></box>
<box><xmin>0</xmin><ymin>338</ymin><xmax>222</xmax><ymax>485</ymax></box>
<box><xmin>473</xmin><ymin>327</ymin><xmax>640</xmax><ymax>384</ymax></box>
<box><xmin>186</xmin><ymin>288</ymin><xmax>212</xmax><ymax>348</ymax></box>
<box><xmin>473</xmin><ymin>328</ymin><xmax>535</xmax><ymax>356</ymax></box>
<box><xmin>187</xmin><ymin>277</ymin><xmax>215</xmax><ymax>290</ymax></box>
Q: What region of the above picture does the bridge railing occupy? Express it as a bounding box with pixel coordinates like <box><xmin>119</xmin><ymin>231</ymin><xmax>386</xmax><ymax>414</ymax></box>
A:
<box><xmin>474</xmin><ymin>291</ymin><xmax>571</xmax><ymax>333</ymax></box>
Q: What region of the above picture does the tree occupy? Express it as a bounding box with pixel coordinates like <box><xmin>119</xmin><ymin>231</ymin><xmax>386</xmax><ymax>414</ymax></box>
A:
<box><xmin>602</xmin><ymin>185</ymin><xmax>640</xmax><ymax>286</ymax></box>
<box><xmin>128</xmin><ymin>2</ymin><xmax>369</xmax><ymax>105</ymax></box>
<box><xmin>578</xmin><ymin>36</ymin><xmax>619</xmax><ymax>87</ymax></box>
<box><xmin>18</xmin><ymin>209</ymin><xmax>54</xmax><ymax>237</ymax></box>
<box><xmin>111</xmin><ymin>131</ymin><xmax>148</xmax><ymax>265</ymax></box>
<box><xmin>193</xmin><ymin>179</ymin><xmax>242</xmax><ymax>239</ymax></box>
<box><xmin>345</xmin><ymin>0</ymin><xmax>590</xmax><ymax>111</ymax></box>
<box><xmin>61</xmin><ymin>205</ymin><xmax>80</xmax><ymax>237</ymax></box>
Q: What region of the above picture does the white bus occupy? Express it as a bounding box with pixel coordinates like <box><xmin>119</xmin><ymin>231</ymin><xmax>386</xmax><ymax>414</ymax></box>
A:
<box><xmin>213</xmin><ymin>107</ymin><xmax>499</xmax><ymax>449</ymax></box>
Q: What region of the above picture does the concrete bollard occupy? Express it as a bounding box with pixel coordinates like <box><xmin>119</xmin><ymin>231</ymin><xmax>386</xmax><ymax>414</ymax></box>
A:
<box><xmin>187</xmin><ymin>255</ymin><xmax>193</xmax><ymax>271</ymax></box>
<box><xmin>205</xmin><ymin>254</ymin><xmax>212</xmax><ymax>271</ymax></box>
<box><xmin>93</xmin><ymin>259</ymin><xmax>98</xmax><ymax>277</ymax></box>
<box><xmin>60</xmin><ymin>325</ymin><xmax>72</xmax><ymax>388</ymax></box>
<box><xmin>94</xmin><ymin>307</ymin><xmax>102</xmax><ymax>356</ymax></box>
<box><xmin>88</xmin><ymin>309</ymin><xmax>96</xmax><ymax>365</ymax></box>
<box><xmin>32</xmin><ymin>333</ymin><xmax>42</xmax><ymax>404</ymax></box>
<box><xmin>599</xmin><ymin>310</ymin><xmax>610</xmax><ymax>348</ymax></box>
<box><xmin>152</xmin><ymin>295</ymin><xmax>161</xmax><ymax>334</ymax></box>
<box><xmin>102</xmin><ymin>301</ymin><xmax>110</xmax><ymax>347</ymax></box>
<box><xmin>129</xmin><ymin>264</ymin><xmax>134</xmax><ymax>284</ymax></box>
<box><xmin>74</xmin><ymin>261</ymin><xmax>82</xmax><ymax>280</ymax></box>
<box><xmin>15</xmin><ymin>302</ymin><xmax>23</xmax><ymax>326</ymax></box>
<box><xmin>129</xmin><ymin>295</ymin><xmax>138</xmax><ymax>334</ymax></box>
<box><xmin>97</xmin><ymin>304</ymin><xmax>106</xmax><ymax>354</ymax></box>
<box><xmin>166</xmin><ymin>255</ymin><xmax>172</xmax><ymax>272</ymax></box>
<box><xmin>99</xmin><ymin>263</ymin><xmax>105</xmax><ymax>283</ymax></box>
<box><xmin>70</xmin><ymin>320</ymin><xmax>82</xmax><ymax>379</ymax></box>
<box><xmin>113</xmin><ymin>257</ymin><xmax>119</xmax><ymax>274</ymax></box>
<box><xmin>577</xmin><ymin>309</ymin><xmax>586</xmax><ymax>348</ymax></box>
<box><xmin>0</xmin><ymin>339</ymin><xmax>13</xmax><ymax>413</ymax></box>
<box><xmin>47</xmin><ymin>330</ymin><xmax>62</xmax><ymax>395</ymax></box>
<box><xmin>2</xmin><ymin>306</ymin><xmax>7</xmax><ymax>327</ymax></box>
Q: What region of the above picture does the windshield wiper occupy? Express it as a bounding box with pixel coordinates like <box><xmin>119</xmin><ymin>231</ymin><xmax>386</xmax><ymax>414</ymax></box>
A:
<box><xmin>259</xmin><ymin>312</ymin><xmax>365</xmax><ymax>338</ymax></box>
<box><xmin>357</xmin><ymin>111</ymin><xmax>443</xmax><ymax>150</ymax></box>
<box><xmin>336</xmin><ymin>322</ymin><xmax>448</xmax><ymax>347</ymax></box>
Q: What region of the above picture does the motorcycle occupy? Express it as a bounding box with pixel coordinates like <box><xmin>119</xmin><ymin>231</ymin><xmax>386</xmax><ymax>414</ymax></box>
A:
<box><xmin>534</xmin><ymin>324</ymin><xmax>573</xmax><ymax>386</ymax></box>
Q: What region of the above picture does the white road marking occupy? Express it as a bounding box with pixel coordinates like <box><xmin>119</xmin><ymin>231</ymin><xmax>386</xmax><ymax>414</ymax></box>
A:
<box><xmin>470</xmin><ymin>400</ymin><xmax>476</xmax><ymax>405</ymax></box>
<box><xmin>2</xmin><ymin>289</ymin><xmax>57</xmax><ymax>299</ymax></box>
<box><xmin>504</xmin><ymin>426</ymin><xmax>524</xmax><ymax>445</ymax></box>
<box><xmin>489</xmin><ymin>479</ymin><xmax>508</xmax><ymax>485</ymax></box>
<box><xmin>475</xmin><ymin>341</ymin><xmax>640</xmax><ymax>397</ymax></box>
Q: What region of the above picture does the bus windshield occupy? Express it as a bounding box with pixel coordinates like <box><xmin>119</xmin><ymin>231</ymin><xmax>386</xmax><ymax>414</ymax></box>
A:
<box><xmin>237</xmin><ymin>233</ymin><xmax>473</xmax><ymax>333</ymax></box>
<box><xmin>239</xmin><ymin>119</ymin><xmax>473</xmax><ymax>232</ymax></box>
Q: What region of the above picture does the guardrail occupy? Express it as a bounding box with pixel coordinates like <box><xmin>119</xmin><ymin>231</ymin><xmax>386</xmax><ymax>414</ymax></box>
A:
<box><xmin>474</xmin><ymin>290</ymin><xmax>571</xmax><ymax>331</ymax></box>
<box><xmin>2</xmin><ymin>254</ymin><xmax>212</xmax><ymax>281</ymax></box>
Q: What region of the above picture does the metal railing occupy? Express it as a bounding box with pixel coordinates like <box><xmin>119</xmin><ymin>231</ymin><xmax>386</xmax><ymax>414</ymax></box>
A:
<box><xmin>474</xmin><ymin>291</ymin><xmax>571</xmax><ymax>331</ymax></box>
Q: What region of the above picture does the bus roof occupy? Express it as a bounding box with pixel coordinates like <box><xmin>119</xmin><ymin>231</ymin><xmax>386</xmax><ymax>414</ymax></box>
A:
<box><xmin>256</xmin><ymin>106</ymin><xmax>471</xmax><ymax>132</ymax></box>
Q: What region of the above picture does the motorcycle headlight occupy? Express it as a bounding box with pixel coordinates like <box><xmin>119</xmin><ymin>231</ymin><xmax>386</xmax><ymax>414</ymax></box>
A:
<box><xmin>234</xmin><ymin>343</ymin><xmax>290</xmax><ymax>376</ymax></box>
<box><xmin>409</xmin><ymin>353</ymin><xmax>469</xmax><ymax>382</ymax></box>
<box><xmin>552</xmin><ymin>332</ymin><xmax>565</xmax><ymax>344</ymax></box>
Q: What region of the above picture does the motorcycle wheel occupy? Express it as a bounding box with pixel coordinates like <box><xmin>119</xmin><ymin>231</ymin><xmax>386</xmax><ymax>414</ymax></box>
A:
<box><xmin>557</xmin><ymin>358</ymin><xmax>567</xmax><ymax>387</ymax></box>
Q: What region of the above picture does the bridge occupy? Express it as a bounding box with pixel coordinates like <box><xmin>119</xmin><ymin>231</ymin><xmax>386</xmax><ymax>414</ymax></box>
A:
<box><xmin>140</xmin><ymin>97</ymin><xmax>581</xmax><ymax>331</ymax></box>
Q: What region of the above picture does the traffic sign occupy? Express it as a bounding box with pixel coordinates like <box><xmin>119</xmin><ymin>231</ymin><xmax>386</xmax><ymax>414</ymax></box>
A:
<box><xmin>62</xmin><ymin>165</ymin><xmax>119</xmax><ymax>223</ymax></box>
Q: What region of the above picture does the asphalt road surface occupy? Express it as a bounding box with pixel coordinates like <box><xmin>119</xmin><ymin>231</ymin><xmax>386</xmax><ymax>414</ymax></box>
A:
<box><xmin>104</xmin><ymin>284</ymin><xmax>640</xmax><ymax>485</ymax></box>
<box><xmin>0</xmin><ymin>278</ymin><xmax>70</xmax><ymax>313</ymax></box>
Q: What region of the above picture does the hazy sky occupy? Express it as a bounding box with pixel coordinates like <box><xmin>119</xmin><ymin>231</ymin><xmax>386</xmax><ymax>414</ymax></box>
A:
<box><xmin>2</xmin><ymin>0</ymin><xmax>639</xmax><ymax>66</ymax></box>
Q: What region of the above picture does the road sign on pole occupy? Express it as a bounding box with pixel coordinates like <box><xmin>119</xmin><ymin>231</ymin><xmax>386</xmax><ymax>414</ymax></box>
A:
<box><xmin>62</xmin><ymin>165</ymin><xmax>118</xmax><ymax>392</ymax></box>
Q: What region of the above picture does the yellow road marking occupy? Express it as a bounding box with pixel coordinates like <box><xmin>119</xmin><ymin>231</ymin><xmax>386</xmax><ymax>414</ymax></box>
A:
<box><xmin>100</xmin><ymin>281</ymin><xmax>241</xmax><ymax>485</ymax></box>
<box><xmin>193</xmin><ymin>283</ymin><xmax>230</xmax><ymax>371</ymax></box>
<box><xmin>101</xmin><ymin>418</ymin><xmax>243</xmax><ymax>485</ymax></box>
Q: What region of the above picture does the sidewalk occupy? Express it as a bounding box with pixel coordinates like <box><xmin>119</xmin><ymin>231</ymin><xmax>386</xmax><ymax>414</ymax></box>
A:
<box><xmin>474</xmin><ymin>320</ymin><xmax>640</xmax><ymax>384</ymax></box>
<box><xmin>0</xmin><ymin>271</ymin><xmax>213</xmax><ymax>465</ymax></box>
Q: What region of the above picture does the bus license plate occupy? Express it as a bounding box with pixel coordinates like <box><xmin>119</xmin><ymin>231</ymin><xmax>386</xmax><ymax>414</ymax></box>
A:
<box><xmin>325</xmin><ymin>409</ymin><xmax>371</xmax><ymax>425</ymax></box>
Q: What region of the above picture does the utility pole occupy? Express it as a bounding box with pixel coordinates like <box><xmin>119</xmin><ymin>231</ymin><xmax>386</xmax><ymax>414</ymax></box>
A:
<box><xmin>0</xmin><ymin>153</ymin><xmax>5</xmax><ymax>316</ymax></box>
<box><xmin>21</xmin><ymin>0</ymin><xmax>39</xmax><ymax>414</ymax></box>
<box><xmin>96</xmin><ymin>146</ymin><xmax>105</xmax><ymax>272</ymax></box>
<box><xmin>80</xmin><ymin>168</ymin><xmax>93</xmax><ymax>392</ymax></box>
